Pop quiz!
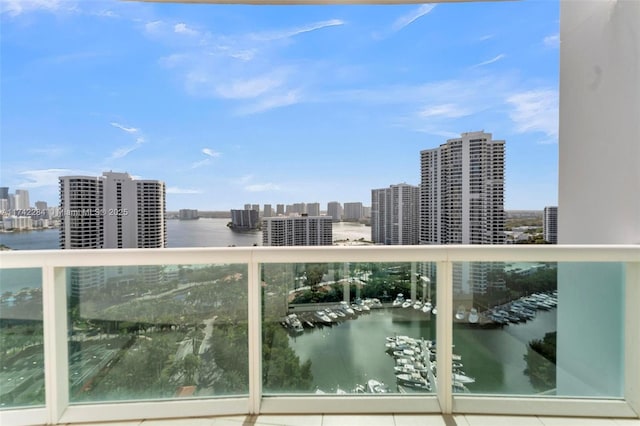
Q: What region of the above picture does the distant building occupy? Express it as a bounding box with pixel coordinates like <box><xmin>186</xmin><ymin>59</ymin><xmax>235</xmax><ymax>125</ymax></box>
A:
<box><xmin>543</xmin><ymin>206</ymin><xmax>558</xmax><ymax>244</ymax></box>
<box><xmin>262</xmin><ymin>216</ymin><xmax>332</xmax><ymax>246</ymax></box>
<box><xmin>59</xmin><ymin>171</ymin><xmax>166</xmax><ymax>295</ymax></box>
<box><xmin>327</xmin><ymin>201</ymin><xmax>342</xmax><ymax>222</ymax></box>
<box><xmin>263</xmin><ymin>204</ymin><xmax>273</xmax><ymax>218</ymax></box>
<box><xmin>230</xmin><ymin>209</ymin><xmax>259</xmax><ymax>231</ymax></box>
<box><xmin>371</xmin><ymin>183</ymin><xmax>420</xmax><ymax>245</ymax></box>
<box><xmin>178</xmin><ymin>209</ymin><xmax>199</xmax><ymax>220</ymax></box>
<box><xmin>276</xmin><ymin>204</ymin><xmax>285</xmax><ymax>216</ymax></box>
<box><xmin>306</xmin><ymin>202</ymin><xmax>320</xmax><ymax>217</ymax></box>
<box><xmin>420</xmin><ymin>131</ymin><xmax>506</xmax><ymax>294</ymax></box>
<box><xmin>59</xmin><ymin>172</ymin><xmax>167</xmax><ymax>250</ymax></box>
<box><xmin>343</xmin><ymin>202</ymin><xmax>363</xmax><ymax>221</ymax></box>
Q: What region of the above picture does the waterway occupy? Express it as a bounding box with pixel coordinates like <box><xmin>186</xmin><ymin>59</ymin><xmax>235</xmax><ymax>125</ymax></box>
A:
<box><xmin>287</xmin><ymin>307</ymin><xmax>556</xmax><ymax>395</ymax></box>
<box><xmin>0</xmin><ymin>219</ymin><xmax>371</xmax><ymax>250</ymax></box>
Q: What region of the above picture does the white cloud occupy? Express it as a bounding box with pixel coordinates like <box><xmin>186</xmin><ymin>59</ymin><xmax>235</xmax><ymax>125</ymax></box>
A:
<box><xmin>166</xmin><ymin>187</ymin><xmax>203</xmax><ymax>194</ymax></box>
<box><xmin>237</xmin><ymin>90</ymin><xmax>300</xmax><ymax>115</ymax></box>
<box><xmin>144</xmin><ymin>20</ymin><xmax>164</xmax><ymax>35</ymax></box>
<box><xmin>544</xmin><ymin>33</ymin><xmax>560</xmax><ymax>48</ymax></box>
<box><xmin>391</xmin><ymin>4</ymin><xmax>436</xmax><ymax>32</ymax></box>
<box><xmin>202</xmin><ymin>148</ymin><xmax>221</xmax><ymax>158</ymax></box>
<box><xmin>470</xmin><ymin>54</ymin><xmax>506</xmax><ymax>68</ymax></box>
<box><xmin>1</xmin><ymin>0</ymin><xmax>75</xmax><ymax>17</ymax></box>
<box><xmin>419</xmin><ymin>103</ymin><xmax>471</xmax><ymax>119</ymax></box>
<box><xmin>109</xmin><ymin>122</ymin><xmax>146</xmax><ymax>160</ymax></box>
<box><xmin>245</xmin><ymin>183</ymin><xmax>281</xmax><ymax>192</ymax></box>
<box><xmin>174</xmin><ymin>23</ymin><xmax>199</xmax><ymax>37</ymax></box>
<box><xmin>216</xmin><ymin>75</ymin><xmax>284</xmax><ymax>99</ymax></box>
<box><xmin>191</xmin><ymin>159</ymin><xmax>211</xmax><ymax>169</ymax></box>
<box><xmin>236</xmin><ymin>175</ymin><xmax>253</xmax><ymax>185</ymax></box>
<box><xmin>110</xmin><ymin>122</ymin><xmax>139</xmax><ymax>134</ymax></box>
<box><xmin>506</xmin><ymin>89</ymin><xmax>559</xmax><ymax>139</ymax></box>
<box><xmin>16</xmin><ymin>168</ymin><xmax>82</xmax><ymax>188</ymax></box>
<box><xmin>250</xmin><ymin>19</ymin><xmax>345</xmax><ymax>42</ymax></box>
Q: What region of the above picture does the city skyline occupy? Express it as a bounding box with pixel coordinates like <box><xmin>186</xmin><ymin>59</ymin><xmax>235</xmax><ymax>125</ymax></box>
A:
<box><xmin>1</xmin><ymin>1</ymin><xmax>559</xmax><ymax>211</ymax></box>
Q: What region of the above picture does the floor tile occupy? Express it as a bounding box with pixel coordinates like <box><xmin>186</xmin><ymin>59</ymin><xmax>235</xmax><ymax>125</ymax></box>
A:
<box><xmin>614</xmin><ymin>420</ymin><xmax>640</xmax><ymax>426</ymax></box>
<box><xmin>142</xmin><ymin>417</ymin><xmax>218</xmax><ymax>426</ymax></box>
<box><xmin>464</xmin><ymin>415</ymin><xmax>544</xmax><ymax>426</ymax></box>
<box><xmin>538</xmin><ymin>417</ymin><xmax>618</xmax><ymax>426</ymax></box>
<box><xmin>393</xmin><ymin>414</ymin><xmax>448</xmax><ymax>426</ymax></box>
<box><xmin>253</xmin><ymin>414</ymin><xmax>323</xmax><ymax>426</ymax></box>
<box><xmin>321</xmin><ymin>414</ymin><xmax>395</xmax><ymax>426</ymax></box>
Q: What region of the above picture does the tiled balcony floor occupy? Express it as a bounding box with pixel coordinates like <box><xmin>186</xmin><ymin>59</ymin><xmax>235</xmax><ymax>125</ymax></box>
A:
<box><xmin>58</xmin><ymin>414</ymin><xmax>640</xmax><ymax>426</ymax></box>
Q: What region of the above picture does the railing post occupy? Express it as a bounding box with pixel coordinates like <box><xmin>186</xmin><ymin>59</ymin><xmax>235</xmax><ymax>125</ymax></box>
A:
<box><xmin>42</xmin><ymin>266</ymin><xmax>69</xmax><ymax>424</ymax></box>
<box><xmin>436</xmin><ymin>260</ymin><xmax>453</xmax><ymax>414</ymax></box>
<box><xmin>247</xmin><ymin>252</ymin><xmax>262</xmax><ymax>414</ymax></box>
<box><xmin>625</xmin><ymin>261</ymin><xmax>640</xmax><ymax>416</ymax></box>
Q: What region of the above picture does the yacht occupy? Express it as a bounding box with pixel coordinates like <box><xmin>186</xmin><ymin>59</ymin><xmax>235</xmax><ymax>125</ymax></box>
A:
<box><xmin>468</xmin><ymin>308</ymin><xmax>479</xmax><ymax>324</ymax></box>
<box><xmin>402</xmin><ymin>299</ymin><xmax>413</xmax><ymax>309</ymax></box>
<box><xmin>367</xmin><ymin>379</ymin><xmax>390</xmax><ymax>393</ymax></box>
<box><xmin>392</xmin><ymin>293</ymin><xmax>405</xmax><ymax>307</ymax></box>
<box><xmin>422</xmin><ymin>301</ymin><xmax>433</xmax><ymax>314</ymax></box>
<box><xmin>455</xmin><ymin>305</ymin><xmax>467</xmax><ymax>321</ymax></box>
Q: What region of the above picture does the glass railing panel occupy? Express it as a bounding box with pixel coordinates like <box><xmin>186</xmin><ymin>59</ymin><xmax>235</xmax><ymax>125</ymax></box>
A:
<box><xmin>261</xmin><ymin>261</ymin><xmax>436</xmax><ymax>395</ymax></box>
<box><xmin>0</xmin><ymin>268</ymin><xmax>45</xmax><ymax>409</ymax></box>
<box><xmin>451</xmin><ymin>261</ymin><xmax>624</xmax><ymax>398</ymax></box>
<box><xmin>66</xmin><ymin>263</ymin><xmax>248</xmax><ymax>403</ymax></box>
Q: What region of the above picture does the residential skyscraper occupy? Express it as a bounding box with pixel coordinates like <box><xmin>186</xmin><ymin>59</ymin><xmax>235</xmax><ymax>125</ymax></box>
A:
<box><xmin>263</xmin><ymin>204</ymin><xmax>273</xmax><ymax>218</ymax></box>
<box><xmin>343</xmin><ymin>202</ymin><xmax>363</xmax><ymax>221</ymax></box>
<box><xmin>371</xmin><ymin>183</ymin><xmax>420</xmax><ymax>245</ymax></box>
<box><xmin>420</xmin><ymin>131</ymin><xmax>505</xmax><ymax>245</ymax></box>
<box><xmin>262</xmin><ymin>216</ymin><xmax>332</xmax><ymax>246</ymax></box>
<box><xmin>59</xmin><ymin>172</ymin><xmax>166</xmax><ymax>295</ymax></box>
<box><xmin>59</xmin><ymin>172</ymin><xmax>166</xmax><ymax>249</ymax></box>
<box><xmin>327</xmin><ymin>201</ymin><xmax>342</xmax><ymax>222</ymax></box>
<box><xmin>420</xmin><ymin>131</ymin><xmax>505</xmax><ymax>294</ymax></box>
<box><xmin>543</xmin><ymin>206</ymin><xmax>558</xmax><ymax>244</ymax></box>
<box><xmin>306</xmin><ymin>202</ymin><xmax>320</xmax><ymax>217</ymax></box>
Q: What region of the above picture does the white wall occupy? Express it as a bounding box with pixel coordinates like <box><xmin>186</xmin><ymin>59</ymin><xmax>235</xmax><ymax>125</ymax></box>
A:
<box><xmin>558</xmin><ymin>0</ymin><xmax>640</xmax><ymax>398</ymax></box>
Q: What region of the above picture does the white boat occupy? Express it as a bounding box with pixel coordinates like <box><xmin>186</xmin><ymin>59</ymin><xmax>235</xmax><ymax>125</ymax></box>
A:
<box><xmin>413</xmin><ymin>300</ymin><xmax>423</xmax><ymax>310</ymax></box>
<box><xmin>455</xmin><ymin>305</ymin><xmax>467</xmax><ymax>321</ymax></box>
<box><xmin>286</xmin><ymin>314</ymin><xmax>304</xmax><ymax>333</ymax></box>
<box><xmin>314</xmin><ymin>310</ymin><xmax>332</xmax><ymax>324</ymax></box>
<box><xmin>422</xmin><ymin>302</ymin><xmax>433</xmax><ymax>313</ymax></box>
<box><xmin>367</xmin><ymin>379</ymin><xmax>390</xmax><ymax>393</ymax></box>
<box><xmin>468</xmin><ymin>308</ymin><xmax>479</xmax><ymax>324</ymax></box>
<box><xmin>339</xmin><ymin>301</ymin><xmax>355</xmax><ymax>316</ymax></box>
<box><xmin>324</xmin><ymin>308</ymin><xmax>339</xmax><ymax>320</ymax></box>
<box><xmin>392</xmin><ymin>293</ymin><xmax>405</xmax><ymax>307</ymax></box>
<box><xmin>402</xmin><ymin>299</ymin><xmax>413</xmax><ymax>309</ymax></box>
<box><xmin>432</xmin><ymin>306</ymin><xmax>437</xmax><ymax>315</ymax></box>
<box><xmin>453</xmin><ymin>371</ymin><xmax>475</xmax><ymax>384</ymax></box>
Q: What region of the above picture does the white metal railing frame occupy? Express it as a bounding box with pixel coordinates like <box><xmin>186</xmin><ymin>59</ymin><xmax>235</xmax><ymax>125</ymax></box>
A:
<box><xmin>0</xmin><ymin>245</ymin><xmax>639</xmax><ymax>425</ymax></box>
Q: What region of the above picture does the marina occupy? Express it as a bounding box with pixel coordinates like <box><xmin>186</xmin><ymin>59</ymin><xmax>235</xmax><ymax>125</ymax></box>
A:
<box><xmin>283</xmin><ymin>293</ymin><xmax>557</xmax><ymax>396</ymax></box>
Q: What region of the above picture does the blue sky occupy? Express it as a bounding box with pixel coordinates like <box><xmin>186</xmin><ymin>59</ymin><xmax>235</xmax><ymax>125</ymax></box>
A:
<box><xmin>0</xmin><ymin>0</ymin><xmax>559</xmax><ymax>211</ymax></box>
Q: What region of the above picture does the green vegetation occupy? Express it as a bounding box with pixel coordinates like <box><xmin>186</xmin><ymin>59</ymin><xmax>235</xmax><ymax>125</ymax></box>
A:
<box><xmin>524</xmin><ymin>331</ymin><xmax>557</xmax><ymax>390</ymax></box>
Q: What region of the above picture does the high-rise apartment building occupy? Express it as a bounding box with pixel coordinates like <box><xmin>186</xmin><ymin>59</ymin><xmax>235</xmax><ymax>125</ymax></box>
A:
<box><xmin>59</xmin><ymin>172</ymin><xmax>166</xmax><ymax>249</ymax></box>
<box><xmin>420</xmin><ymin>131</ymin><xmax>505</xmax><ymax>294</ymax></box>
<box><xmin>343</xmin><ymin>202</ymin><xmax>363</xmax><ymax>222</ymax></box>
<box><xmin>230</xmin><ymin>209</ymin><xmax>259</xmax><ymax>230</ymax></box>
<box><xmin>306</xmin><ymin>202</ymin><xmax>320</xmax><ymax>217</ymax></box>
<box><xmin>263</xmin><ymin>204</ymin><xmax>273</xmax><ymax>218</ymax></box>
<box><xmin>327</xmin><ymin>201</ymin><xmax>342</xmax><ymax>222</ymax></box>
<box><xmin>276</xmin><ymin>204</ymin><xmax>285</xmax><ymax>216</ymax></box>
<box><xmin>262</xmin><ymin>216</ymin><xmax>332</xmax><ymax>246</ymax></box>
<box><xmin>59</xmin><ymin>172</ymin><xmax>166</xmax><ymax>295</ymax></box>
<box><xmin>371</xmin><ymin>183</ymin><xmax>420</xmax><ymax>245</ymax></box>
<box><xmin>543</xmin><ymin>206</ymin><xmax>558</xmax><ymax>244</ymax></box>
<box><xmin>420</xmin><ymin>131</ymin><xmax>505</xmax><ymax>245</ymax></box>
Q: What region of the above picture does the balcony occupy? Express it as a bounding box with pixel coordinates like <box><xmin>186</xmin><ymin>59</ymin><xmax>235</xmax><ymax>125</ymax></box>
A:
<box><xmin>1</xmin><ymin>245</ymin><xmax>639</xmax><ymax>426</ymax></box>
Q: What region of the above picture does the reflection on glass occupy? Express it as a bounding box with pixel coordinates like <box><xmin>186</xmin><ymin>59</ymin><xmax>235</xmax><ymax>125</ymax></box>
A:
<box><xmin>452</xmin><ymin>261</ymin><xmax>569</xmax><ymax>396</ymax></box>
<box><xmin>0</xmin><ymin>268</ymin><xmax>45</xmax><ymax>409</ymax></box>
<box><xmin>261</xmin><ymin>262</ymin><xmax>436</xmax><ymax>395</ymax></box>
<box><xmin>67</xmin><ymin>264</ymin><xmax>248</xmax><ymax>403</ymax></box>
